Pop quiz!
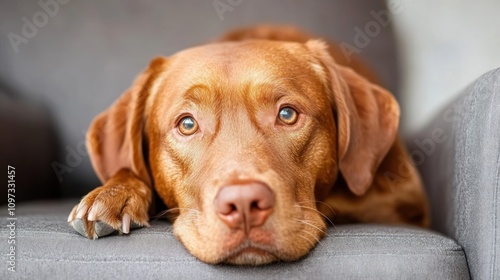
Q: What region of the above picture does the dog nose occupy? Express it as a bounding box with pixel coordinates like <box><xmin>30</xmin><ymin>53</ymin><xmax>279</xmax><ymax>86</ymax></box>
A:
<box><xmin>214</xmin><ymin>182</ymin><xmax>275</xmax><ymax>232</ymax></box>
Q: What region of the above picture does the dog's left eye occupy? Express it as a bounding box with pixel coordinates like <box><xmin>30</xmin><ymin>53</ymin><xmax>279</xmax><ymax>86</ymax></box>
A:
<box><xmin>177</xmin><ymin>116</ymin><xmax>199</xmax><ymax>136</ymax></box>
<box><xmin>278</xmin><ymin>107</ymin><xmax>299</xmax><ymax>125</ymax></box>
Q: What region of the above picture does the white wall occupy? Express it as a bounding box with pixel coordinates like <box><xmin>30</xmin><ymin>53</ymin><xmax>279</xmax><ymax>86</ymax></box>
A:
<box><xmin>392</xmin><ymin>0</ymin><xmax>500</xmax><ymax>134</ymax></box>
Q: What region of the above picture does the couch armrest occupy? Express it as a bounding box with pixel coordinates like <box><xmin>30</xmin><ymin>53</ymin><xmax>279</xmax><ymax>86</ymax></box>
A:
<box><xmin>410</xmin><ymin>68</ymin><xmax>500</xmax><ymax>279</ymax></box>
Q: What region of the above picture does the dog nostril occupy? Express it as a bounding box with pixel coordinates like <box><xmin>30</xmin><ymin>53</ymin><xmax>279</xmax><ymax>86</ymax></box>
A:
<box><xmin>228</xmin><ymin>204</ymin><xmax>237</xmax><ymax>213</ymax></box>
<box><xmin>250</xmin><ymin>200</ymin><xmax>259</xmax><ymax>211</ymax></box>
<box><xmin>218</xmin><ymin>203</ymin><xmax>238</xmax><ymax>215</ymax></box>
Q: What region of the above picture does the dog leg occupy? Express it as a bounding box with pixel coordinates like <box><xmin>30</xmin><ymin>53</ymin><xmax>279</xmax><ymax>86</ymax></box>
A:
<box><xmin>67</xmin><ymin>169</ymin><xmax>152</xmax><ymax>239</ymax></box>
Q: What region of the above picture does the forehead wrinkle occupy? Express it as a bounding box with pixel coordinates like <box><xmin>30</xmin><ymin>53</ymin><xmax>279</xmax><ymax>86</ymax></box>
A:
<box><xmin>247</xmin><ymin>83</ymin><xmax>281</xmax><ymax>108</ymax></box>
<box><xmin>246</xmin><ymin>79</ymin><xmax>312</xmax><ymax>114</ymax></box>
<box><xmin>182</xmin><ymin>83</ymin><xmax>222</xmax><ymax>143</ymax></box>
<box><xmin>183</xmin><ymin>84</ymin><xmax>219</xmax><ymax>108</ymax></box>
<box><xmin>167</xmin><ymin>84</ymin><xmax>221</xmax><ymax>126</ymax></box>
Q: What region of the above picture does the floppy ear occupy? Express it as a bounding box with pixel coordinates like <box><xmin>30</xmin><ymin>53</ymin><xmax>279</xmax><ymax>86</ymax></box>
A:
<box><xmin>86</xmin><ymin>57</ymin><xmax>168</xmax><ymax>186</ymax></box>
<box><xmin>306</xmin><ymin>40</ymin><xmax>400</xmax><ymax>196</ymax></box>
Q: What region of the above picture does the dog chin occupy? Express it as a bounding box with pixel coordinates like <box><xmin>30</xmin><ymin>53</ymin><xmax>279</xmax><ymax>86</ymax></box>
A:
<box><xmin>224</xmin><ymin>247</ymin><xmax>278</xmax><ymax>265</ymax></box>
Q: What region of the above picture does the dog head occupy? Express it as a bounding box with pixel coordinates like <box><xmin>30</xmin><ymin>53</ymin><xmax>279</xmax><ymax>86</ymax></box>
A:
<box><xmin>87</xmin><ymin>39</ymin><xmax>399</xmax><ymax>264</ymax></box>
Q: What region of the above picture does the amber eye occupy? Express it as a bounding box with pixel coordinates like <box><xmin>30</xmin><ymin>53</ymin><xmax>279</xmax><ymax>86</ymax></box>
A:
<box><xmin>278</xmin><ymin>107</ymin><xmax>299</xmax><ymax>125</ymax></box>
<box><xmin>178</xmin><ymin>116</ymin><xmax>198</xmax><ymax>135</ymax></box>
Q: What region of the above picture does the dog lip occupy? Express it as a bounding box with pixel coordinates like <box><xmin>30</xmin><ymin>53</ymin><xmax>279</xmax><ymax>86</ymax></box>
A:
<box><xmin>222</xmin><ymin>240</ymin><xmax>277</xmax><ymax>260</ymax></box>
<box><xmin>233</xmin><ymin>247</ymin><xmax>269</xmax><ymax>257</ymax></box>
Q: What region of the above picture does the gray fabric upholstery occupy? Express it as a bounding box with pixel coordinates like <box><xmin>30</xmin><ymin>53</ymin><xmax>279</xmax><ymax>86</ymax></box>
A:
<box><xmin>0</xmin><ymin>200</ymin><xmax>468</xmax><ymax>279</ymax></box>
<box><xmin>411</xmin><ymin>67</ymin><xmax>500</xmax><ymax>279</ymax></box>
<box><xmin>71</xmin><ymin>218</ymin><xmax>142</xmax><ymax>239</ymax></box>
<box><xmin>0</xmin><ymin>0</ymin><xmax>400</xmax><ymax>197</ymax></box>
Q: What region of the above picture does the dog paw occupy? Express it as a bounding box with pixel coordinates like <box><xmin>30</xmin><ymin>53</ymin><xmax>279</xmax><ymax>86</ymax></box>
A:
<box><xmin>67</xmin><ymin>183</ymin><xmax>151</xmax><ymax>239</ymax></box>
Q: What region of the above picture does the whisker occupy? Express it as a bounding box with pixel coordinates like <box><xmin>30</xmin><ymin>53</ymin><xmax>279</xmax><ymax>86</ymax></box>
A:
<box><xmin>151</xmin><ymin>209</ymin><xmax>173</xmax><ymax>220</ymax></box>
<box><xmin>294</xmin><ymin>205</ymin><xmax>336</xmax><ymax>228</ymax></box>
<box><xmin>301</xmin><ymin>229</ymin><xmax>321</xmax><ymax>244</ymax></box>
<box><xmin>297</xmin><ymin>200</ymin><xmax>336</xmax><ymax>216</ymax></box>
<box><xmin>297</xmin><ymin>233</ymin><xmax>316</xmax><ymax>248</ymax></box>
<box><xmin>160</xmin><ymin>209</ymin><xmax>199</xmax><ymax>235</ymax></box>
<box><xmin>295</xmin><ymin>219</ymin><xmax>329</xmax><ymax>236</ymax></box>
<box><xmin>151</xmin><ymin>207</ymin><xmax>200</xmax><ymax>221</ymax></box>
<box><xmin>316</xmin><ymin>201</ymin><xmax>337</xmax><ymax>217</ymax></box>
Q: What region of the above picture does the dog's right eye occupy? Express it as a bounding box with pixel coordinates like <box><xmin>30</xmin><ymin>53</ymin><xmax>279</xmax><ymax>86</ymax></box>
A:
<box><xmin>177</xmin><ymin>116</ymin><xmax>199</xmax><ymax>136</ymax></box>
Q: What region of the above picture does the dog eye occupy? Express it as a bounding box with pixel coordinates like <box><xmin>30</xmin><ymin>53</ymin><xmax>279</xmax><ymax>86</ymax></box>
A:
<box><xmin>178</xmin><ymin>116</ymin><xmax>198</xmax><ymax>135</ymax></box>
<box><xmin>278</xmin><ymin>107</ymin><xmax>299</xmax><ymax>125</ymax></box>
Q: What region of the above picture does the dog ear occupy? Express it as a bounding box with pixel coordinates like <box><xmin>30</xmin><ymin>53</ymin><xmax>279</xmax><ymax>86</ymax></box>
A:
<box><xmin>86</xmin><ymin>57</ymin><xmax>168</xmax><ymax>186</ymax></box>
<box><xmin>306</xmin><ymin>40</ymin><xmax>400</xmax><ymax>196</ymax></box>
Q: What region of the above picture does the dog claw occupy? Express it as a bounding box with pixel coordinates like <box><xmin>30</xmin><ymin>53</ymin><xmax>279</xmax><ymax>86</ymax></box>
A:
<box><xmin>67</xmin><ymin>205</ymin><xmax>78</xmax><ymax>222</ymax></box>
<box><xmin>87</xmin><ymin>203</ymin><xmax>100</xmax><ymax>221</ymax></box>
<box><xmin>122</xmin><ymin>214</ymin><xmax>130</xmax><ymax>234</ymax></box>
<box><xmin>76</xmin><ymin>205</ymin><xmax>88</xmax><ymax>219</ymax></box>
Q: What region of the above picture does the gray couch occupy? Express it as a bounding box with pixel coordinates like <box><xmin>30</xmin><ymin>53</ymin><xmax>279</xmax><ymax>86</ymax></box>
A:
<box><xmin>0</xmin><ymin>1</ymin><xmax>498</xmax><ymax>279</ymax></box>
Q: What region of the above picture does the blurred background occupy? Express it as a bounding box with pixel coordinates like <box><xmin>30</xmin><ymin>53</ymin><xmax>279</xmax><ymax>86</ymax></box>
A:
<box><xmin>1</xmin><ymin>0</ymin><xmax>499</xmax><ymax>202</ymax></box>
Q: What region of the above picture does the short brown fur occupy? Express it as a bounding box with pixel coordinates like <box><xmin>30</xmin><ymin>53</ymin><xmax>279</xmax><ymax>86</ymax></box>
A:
<box><xmin>69</xmin><ymin>25</ymin><xmax>429</xmax><ymax>265</ymax></box>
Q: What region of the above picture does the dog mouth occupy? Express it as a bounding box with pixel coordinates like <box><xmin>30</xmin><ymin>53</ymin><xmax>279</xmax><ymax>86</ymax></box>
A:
<box><xmin>223</xmin><ymin>241</ymin><xmax>279</xmax><ymax>265</ymax></box>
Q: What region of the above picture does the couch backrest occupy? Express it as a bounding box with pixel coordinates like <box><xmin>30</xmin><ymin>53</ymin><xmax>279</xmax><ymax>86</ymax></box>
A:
<box><xmin>0</xmin><ymin>0</ymin><xmax>399</xmax><ymax>197</ymax></box>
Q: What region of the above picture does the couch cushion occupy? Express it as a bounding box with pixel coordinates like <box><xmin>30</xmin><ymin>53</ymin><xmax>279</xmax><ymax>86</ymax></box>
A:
<box><xmin>0</xmin><ymin>200</ymin><xmax>469</xmax><ymax>279</ymax></box>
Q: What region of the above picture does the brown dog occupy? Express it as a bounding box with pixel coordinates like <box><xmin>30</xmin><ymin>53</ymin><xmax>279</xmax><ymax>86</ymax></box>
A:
<box><xmin>68</xmin><ymin>25</ymin><xmax>429</xmax><ymax>265</ymax></box>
